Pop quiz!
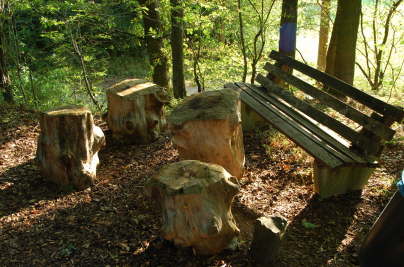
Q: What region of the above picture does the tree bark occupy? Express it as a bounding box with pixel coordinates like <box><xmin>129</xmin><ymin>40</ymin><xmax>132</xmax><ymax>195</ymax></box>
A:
<box><xmin>325</xmin><ymin>0</ymin><xmax>361</xmax><ymax>89</ymax></box>
<box><xmin>139</xmin><ymin>0</ymin><xmax>169</xmax><ymax>90</ymax></box>
<box><xmin>279</xmin><ymin>0</ymin><xmax>298</xmax><ymax>74</ymax></box>
<box><xmin>317</xmin><ymin>0</ymin><xmax>330</xmax><ymax>72</ymax></box>
<box><xmin>0</xmin><ymin>1</ymin><xmax>13</xmax><ymax>104</ymax></box>
<box><xmin>170</xmin><ymin>0</ymin><xmax>186</xmax><ymax>99</ymax></box>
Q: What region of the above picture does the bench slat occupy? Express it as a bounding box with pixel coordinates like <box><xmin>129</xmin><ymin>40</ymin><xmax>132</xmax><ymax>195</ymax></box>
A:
<box><xmin>269</xmin><ymin>51</ymin><xmax>404</xmax><ymax>122</ymax></box>
<box><xmin>238</xmin><ymin>88</ymin><xmax>345</xmax><ymax>168</ymax></box>
<box><xmin>256</xmin><ymin>74</ymin><xmax>373</xmax><ymax>149</ymax></box>
<box><xmin>264</xmin><ymin>63</ymin><xmax>395</xmax><ymax>141</ymax></box>
<box><xmin>239</xmin><ymin>83</ymin><xmax>368</xmax><ymax>164</ymax></box>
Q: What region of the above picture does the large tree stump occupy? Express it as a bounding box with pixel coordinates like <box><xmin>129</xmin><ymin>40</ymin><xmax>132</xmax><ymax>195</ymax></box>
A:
<box><xmin>167</xmin><ymin>88</ymin><xmax>245</xmax><ymax>178</ymax></box>
<box><xmin>106</xmin><ymin>79</ymin><xmax>170</xmax><ymax>144</ymax></box>
<box><xmin>36</xmin><ymin>105</ymin><xmax>105</xmax><ymax>189</ymax></box>
<box><xmin>147</xmin><ymin>160</ymin><xmax>240</xmax><ymax>255</ymax></box>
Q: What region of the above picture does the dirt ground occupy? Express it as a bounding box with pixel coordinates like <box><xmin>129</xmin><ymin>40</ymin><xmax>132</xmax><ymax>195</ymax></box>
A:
<box><xmin>0</xmin><ymin>105</ymin><xmax>402</xmax><ymax>266</ymax></box>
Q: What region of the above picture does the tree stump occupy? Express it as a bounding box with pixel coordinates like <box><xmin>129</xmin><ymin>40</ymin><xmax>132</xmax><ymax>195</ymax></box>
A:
<box><xmin>147</xmin><ymin>160</ymin><xmax>240</xmax><ymax>255</ymax></box>
<box><xmin>36</xmin><ymin>105</ymin><xmax>105</xmax><ymax>189</ymax></box>
<box><xmin>167</xmin><ymin>88</ymin><xmax>245</xmax><ymax>178</ymax></box>
<box><xmin>106</xmin><ymin>79</ymin><xmax>170</xmax><ymax>144</ymax></box>
<box><xmin>250</xmin><ymin>216</ymin><xmax>288</xmax><ymax>266</ymax></box>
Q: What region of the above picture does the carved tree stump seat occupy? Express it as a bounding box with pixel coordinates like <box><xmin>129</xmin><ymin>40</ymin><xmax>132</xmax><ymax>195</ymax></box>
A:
<box><xmin>147</xmin><ymin>160</ymin><xmax>240</xmax><ymax>255</ymax></box>
<box><xmin>167</xmin><ymin>88</ymin><xmax>245</xmax><ymax>178</ymax></box>
<box><xmin>106</xmin><ymin>79</ymin><xmax>170</xmax><ymax>144</ymax></box>
<box><xmin>36</xmin><ymin>105</ymin><xmax>105</xmax><ymax>189</ymax></box>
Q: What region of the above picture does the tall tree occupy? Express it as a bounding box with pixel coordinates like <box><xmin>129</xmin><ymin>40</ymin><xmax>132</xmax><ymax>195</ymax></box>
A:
<box><xmin>139</xmin><ymin>0</ymin><xmax>169</xmax><ymax>89</ymax></box>
<box><xmin>317</xmin><ymin>0</ymin><xmax>330</xmax><ymax>71</ymax></box>
<box><xmin>325</xmin><ymin>0</ymin><xmax>361</xmax><ymax>87</ymax></box>
<box><xmin>0</xmin><ymin>0</ymin><xmax>13</xmax><ymax>103</ymax></box>
<box><xmin>279</xmin><ymin>0</ymin><xmax>298</xmax><ymax>74</ymax></box>
<box><xmin>170</xmin><ymin>0</ymin><xmax>186</xmax><ymax>98</ymax></box>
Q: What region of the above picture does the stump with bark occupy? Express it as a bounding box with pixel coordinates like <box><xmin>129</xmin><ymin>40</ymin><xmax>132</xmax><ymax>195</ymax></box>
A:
<box><xmin>36</xmin><ymin>105</ymin><xmax>105</xmax><ymax>189</ymax></box>
<box><xmin>167</xmin><ymin>88</ymin><xmax>245</xmax><ymax>178</ymax></box>
<box><xmin>147</xmin><ymin>160</ymin><xmax>240</xmax><ymax>255</ymax></box>
<box><xmin>106</xmin><ymin>79</ymin><xmax>170</xmax><ymax>144</ymax></box>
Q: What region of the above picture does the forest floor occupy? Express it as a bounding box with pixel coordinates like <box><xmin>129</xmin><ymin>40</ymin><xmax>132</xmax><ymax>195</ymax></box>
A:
<box><xmin>0</xmin><ymin>104</ymin><xmax>403</xmax><ymax>267</ymax></box>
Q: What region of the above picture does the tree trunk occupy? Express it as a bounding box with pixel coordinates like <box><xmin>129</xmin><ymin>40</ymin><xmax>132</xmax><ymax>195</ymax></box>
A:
<box><xmin>238</xmin><ymin>0</ymin><xmax>248</xmax><ymax>83</ymax></box>
<box><xmin>279</xmin><ymin>0</ymin><xmax>298</xmax><ymax>74</ymax></box>
<box><xmin>36</xmin><ymin>106</ymin><xmax>105</xmax><ymax>190</ymax></box>
<box><xmin>325</xmin><ymin>0</ymin><xmax>361</xmax><ymax>88</ymax></box>
<box><xmin>139</xmin><ymin>0</ymin><xmax>169</xmax><ymax>90</ymax></box>
<box><xmin>0</xmin><ymin>43</ymin><xmax>12</xmax><ymax>103</ymax></box>
<box><xmin>146</xmin><ymin>160</ymin><xmax>240</xmax><ymax>255</ymax></box>
<box><xmin>317</xmin><ymin>0</ymin><xmax>330</xmax><ymax>72</ymax></box>
<box><xmin>0</xmin><ymin>1</ymin><xmax>13</xmax><ymax>104</ymax></box>
<box><xmin>170</xmin><ymin>0</ymin><xmax>186</xmax><ymax>99</ymax></box>
<box><xmin>167</xmin><ymin>89</ymin><xmax>245</xmax><ymax>178</ymax></box>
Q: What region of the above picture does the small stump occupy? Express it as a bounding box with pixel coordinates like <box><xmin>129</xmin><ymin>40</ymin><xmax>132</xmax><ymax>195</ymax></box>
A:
<box><xmin>106</xmin><ymin>79</ymin><xmax>170</xmax><ymax>144</ymax></box>
<box><xmin>167</xmin><ymin>88</ymin><xmax>245</xmax><ymax>178</ymax></box>
<box><xmin>147</xmin><ymin>160</ymin><xmax>240</xmax><ymax>255</ymax></box>
<box><xmin>36</xmin><ymin>105</ymin><xmax>105</xmax><ymax>189</ymax></box>
<box><xmin>250</xmin><ymin>216</ymin><xmax>288</xmax><ymax>266</ymax></box>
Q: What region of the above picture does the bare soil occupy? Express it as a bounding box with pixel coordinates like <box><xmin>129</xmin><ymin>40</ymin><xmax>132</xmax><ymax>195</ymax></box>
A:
<box><xmin>0</xmin><ymin>105</ymin><xmax>402</xmax><ymax>266</ymax></box>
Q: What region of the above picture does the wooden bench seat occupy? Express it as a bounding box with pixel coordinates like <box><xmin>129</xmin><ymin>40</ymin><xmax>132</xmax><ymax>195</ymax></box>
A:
<box><xmin>226</xmin><ymin>50</ymin><xmax>403</xmax><ymax>198</ymax></box>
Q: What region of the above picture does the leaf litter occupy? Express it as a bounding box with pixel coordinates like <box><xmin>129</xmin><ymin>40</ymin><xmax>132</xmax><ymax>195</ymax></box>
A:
<box><xmin>0</xmin><ymin>105</ymin><xmax>402</xmax><ymax>266</ymax></box>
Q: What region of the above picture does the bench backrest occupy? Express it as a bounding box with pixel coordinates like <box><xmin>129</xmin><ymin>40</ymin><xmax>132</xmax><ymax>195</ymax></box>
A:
<box><xmin>256</xmin><ymin>50</ymin><xmax>403</xmax><ymax>159</ymax></box>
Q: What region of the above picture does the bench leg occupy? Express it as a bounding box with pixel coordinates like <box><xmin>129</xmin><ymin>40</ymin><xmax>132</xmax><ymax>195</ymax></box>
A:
<box><xmin>312</xmin><ymin>159</ymin><xmax>374</xmax><ymax>199</ymax></box>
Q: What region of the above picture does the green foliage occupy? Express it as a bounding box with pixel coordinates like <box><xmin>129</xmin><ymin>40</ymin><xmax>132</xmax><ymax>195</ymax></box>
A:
<box><xmin>0</xmin><ymin>0</ymin><xmax>402</xmax><ymax>111</ymax></box>
<box><xmin>4</xmin><ymin>0</ymin><xmax>147</xmax><ymax>111</ymax></box>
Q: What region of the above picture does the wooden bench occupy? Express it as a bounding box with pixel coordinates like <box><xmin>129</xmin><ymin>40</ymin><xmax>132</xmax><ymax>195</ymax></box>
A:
<box><xmin>225</xmin><ymin>50</ymin><xmax>403</xmax><ymax>198</ymax></box>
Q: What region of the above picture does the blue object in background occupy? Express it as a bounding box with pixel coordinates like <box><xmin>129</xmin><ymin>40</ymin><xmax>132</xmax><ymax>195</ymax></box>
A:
<box><xmin>279</xmin><ymin>22</ymin><xmax>297</xmax><ymax>53</ymax></box>
<box><xmin>397</xmin><ymin>170</ymin><xmax>404</xmax><ymax>196</ymax></box>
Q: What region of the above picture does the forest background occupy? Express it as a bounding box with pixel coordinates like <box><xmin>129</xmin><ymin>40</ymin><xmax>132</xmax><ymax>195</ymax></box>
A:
<box><xmin>0</xmin><ymin>0</ymin><xmax>402</xmax><ymax>112</ymax></box>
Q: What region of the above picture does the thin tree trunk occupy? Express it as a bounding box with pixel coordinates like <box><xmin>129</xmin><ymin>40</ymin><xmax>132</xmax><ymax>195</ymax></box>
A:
<box><xmin>139</xmin><ymin>0</ymin><xmax>169</xmax><ymax>90</ymax></box>
<box><xmin>170</xmin><ymin>0</ymin><xmax>186</xmax><ymax>99</ymax></box>
<box><xmin>317</xmin><ymin>0</ymin><xmax>330</xmax><ymax>71</ymax></box>
<box><xmin>238</xmin><ymin>0</ymin><xmax>247</xmax><ymax>83</ymax></box>
<box><xmin>279</xmin><ymin>0</ymin><xmax>298</xmax><ymax>74</ymax></box>
<box><xmin>71</xmin><ymin>33</ymin><xmax>101</xmax><ymax>111</ymax></box>
<box><xmin>249</xmin><ymin>0</ymin><xmax>276</xmax><ymax>84</ymax></box>
<box><xmin>192</xmin><ymin>43</ymin><xmax>204</xmax><ymax>92</ymax></box>
<box><xmin>9</xmin><ymin>16</ymin><xmax>26</xmax><ymax>103</ymax></box>
<box><xmin>325</xmin><ymin>0</ymin><xmax>361</xmax><ymax>89</ymax></box>
<box><xmin>28</xmin><ymin>66</ymin><xmax>38</xmax><ymax>108</ymax></box>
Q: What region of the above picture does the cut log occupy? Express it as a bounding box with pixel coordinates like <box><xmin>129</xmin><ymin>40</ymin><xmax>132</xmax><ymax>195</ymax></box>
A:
<box><xmin>250</xmin><ymin>216</ymin><xmax>288</xmax><ymax>266</ymax></box>
<box><xmin>147</xmin><ymin>160</ymin><xmax>240</xmax><ymax>255</ymax></box>
<box><xmin>36</xmin><ymin>105</ymin><xmax>105</xmax><ymax>189</ymax></box>
<box><xmin>167</xmin><ymin>88</ymin><xmax>245</xmax><ymax>178</ymax></box>
<box><xmin>106</xmin><ymin>79</ymin><xmax>170</xmax><ymax>144</ymax></box>
<box><xmin>313</xmin><ymin>159</ymin><xmax>374</xmax><ymax>198</ymax></box>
